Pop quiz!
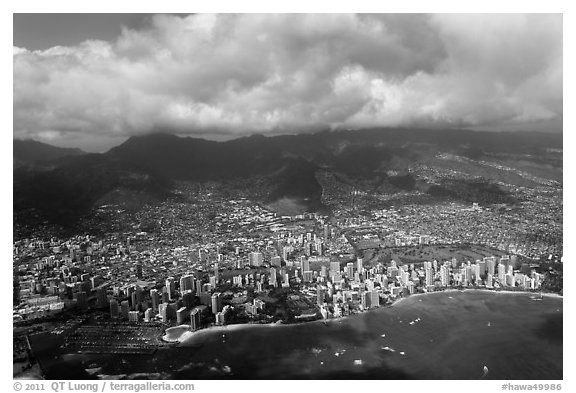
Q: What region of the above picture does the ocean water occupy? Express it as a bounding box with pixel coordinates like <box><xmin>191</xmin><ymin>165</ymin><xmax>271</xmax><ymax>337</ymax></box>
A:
<box><xmin>47</xmin><ymin>290</ymin><xmax>563</xmax><ymax>380</ymax></box>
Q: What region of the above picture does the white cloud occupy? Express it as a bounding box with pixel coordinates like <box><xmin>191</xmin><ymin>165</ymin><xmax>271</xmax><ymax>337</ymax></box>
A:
<box><xmin>13</xmin><ymin>13</ymin><xmax>562</xmax><ymax>151</ymax></box>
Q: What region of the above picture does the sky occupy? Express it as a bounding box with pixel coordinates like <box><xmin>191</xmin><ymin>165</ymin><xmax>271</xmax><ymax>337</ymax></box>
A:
<box><xmin>13</xmin><ymin>13</ymin><xmax>563</xmax><ymax>152</ymax></box>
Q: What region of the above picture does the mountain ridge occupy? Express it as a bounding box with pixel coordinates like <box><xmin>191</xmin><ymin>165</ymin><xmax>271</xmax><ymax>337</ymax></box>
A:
<box><xmin>14</xmin><ymin>139</ymin><xmax>86</xmax><ymax>168</ymax></box>
<box><xmin>13</xmin><ymin>127</ymin><xmax>562</xmax><ymax>234</ymax></box>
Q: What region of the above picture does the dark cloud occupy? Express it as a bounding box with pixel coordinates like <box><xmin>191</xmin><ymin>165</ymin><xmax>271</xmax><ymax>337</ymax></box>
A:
<box><xmin>13</xmin><ymin>14</ymin><xmax>562</xmax><ymax>151</ymax></box>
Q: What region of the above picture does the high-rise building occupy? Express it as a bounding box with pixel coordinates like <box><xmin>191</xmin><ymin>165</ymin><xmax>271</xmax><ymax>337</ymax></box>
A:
<box><xmin>487</xmin><ymin>259</ymin><xmax>496</xmax><ymax>276</ymax></box>
<box><xmin>303</xmin><ymin>242</ymin><xmax>311</xmax><ymax>256</ymax></box>
<box><xmin>361</xmin><ymin>291</ymin><xmax>370</xmax><ymax>309</ymax></box>
<box><xmin>165</xmin><ymin>277</ymin><xmax>175</xmax><ymax>300</ymax></box>
<box><xmin>109</xmin><ymin>299</ymin><xmax>119</xmax><ymax>318</ymax></box>
<box><xmin>317</xmin><ymin>288</ymin><xmax>326</xmax><ymax>306</ymax></box>
<box><xmin>478</xmin><ymin>261</ymin><xmax>487</xmax><ymax>278</ymax></box>
<box><xmin>500</xmin><ymin>256</ymin><xmax>511</xmax><ymax>270</ymax></box>
<box><xmin>150</xmin><ymin>289</ymin><xmax>160</xmax><ymax>312</ymax></box>
<box><xmin>356</xmin><ymin>258</ymin><xmax>363</xmax><ymax>274</ymax></box>
<box><xmin>144</xmin><ymin>308</ymin><xmax>154</xmax><ymax>322</ymax></box>
<box><xmin>128</xmin><ymin>311</ymin><xmax>140</xmax><ymax>322</ymax></box>
<box><xmin>486</xmin><ymin>273</ymin><xmax>494</xmax><ymax>288</ymax></box>
<box><xmin>472</xmin><ymin>264</ymin><xmax>481</xmax><ymax>284</ymax></box>
<box><xmin>159</xmin><ymin>303</ymin><xmax>168</xmax><ymax>322</ymax></box>
<box><xmin>211</xmin><ymin>292</ymin><xmax>222</xmax><ymax>314</ymax></box>
<box><xmin>269</xmin><ymin>267</ymin><xmax>277</xmax><ymax>287</ymax></box>
<box><xmin>176</xmin><ymin>307</ymin><xmax>189</xmax><ymax>325</ymax></box>
<box><xmin>180</xmin><ymin>274</ymin><xmax>195</xmax><ymax>293</ymax></box>
<box><xmin>425</xmin><ymin>267</ymin><xmax>434</xmax><ymax>286</ymax></box>
<box><xmin>131</xmin><ymin>289</ymin><xmax>142</xmax><ymax>310</ymax></box>
<box><xmin>120</xmin><ymin>300</ymin><xmax>130</xmax><ymax>319</ymax></box>
<box><xmin>215</xmin><ymin>311</ymin><xmax>226</xmax><ymax>325</ymax></box>
<box><xmin>182</xmin><ymin>291</ymin><xmax>195</xmax><ymax>309</ymax></box>
<box><xmin>214</xmin><ymin>263</ymin><xmax>220</xmax><ymax>283</ymax></box>
<box><xmin>74</xmin><ymin>291</ymin><xmax>88</xmax><ymax>310</ymax></box>
<box><xmin>346</xmin><ymin>262</ymin><xmax>354</xmax><ymax>278</ymax></box>
<box><xmin>370</xmin><ymin>290</ymin><xmax>379</xmax><ymax>307</ymax></box>
<box><xmin>300</xmin><ymin>257</ymin><xmax>310</xmax><ymax>272</ymax></box>
<box><xmin>440</xmin><ymin>265</ymin><xmax>450</xmax><ymax>287</ymax></box>
<box><xmin>498</xmin><ymin>263</ymin><xmax>506</xmax><ymax>285</ymax></box>
<box><xmin>96</xmin><ymin>287</ymin><xmax>108</xmax><ymax>308</ymax></box>
<box><xmin>282</xmin><ymin>246</ymin><xmax>293</xmax><ymax>262</ymax></box>
<box><xmin>190</xmin><ymin>307</ymin><xmax>201</xmax><ymax>331</ymax></box>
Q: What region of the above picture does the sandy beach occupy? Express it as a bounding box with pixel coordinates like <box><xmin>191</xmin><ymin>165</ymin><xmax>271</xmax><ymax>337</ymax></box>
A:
<box><xmin>169</xmin><ymin>288</ymin><xmax>562</xmax><ymax>345</ymax></box>
<box><xmin>169</xmin><ymin>321</ymin><xmax>287</xmax><ymax>344</ymax></box>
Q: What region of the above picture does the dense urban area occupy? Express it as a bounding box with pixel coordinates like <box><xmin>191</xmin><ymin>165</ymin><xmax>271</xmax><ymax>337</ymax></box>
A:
<box><xmin>13</xmin><ymin>178</ymin><xmax>562</xmax><ymax>378</ymax></box>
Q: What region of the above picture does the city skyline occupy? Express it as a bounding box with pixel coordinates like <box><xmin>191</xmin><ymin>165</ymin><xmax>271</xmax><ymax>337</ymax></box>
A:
<box><xmin>13</xmin><ymin>11</ymin><xmax>563</xmax><ymax>384</ymax></box>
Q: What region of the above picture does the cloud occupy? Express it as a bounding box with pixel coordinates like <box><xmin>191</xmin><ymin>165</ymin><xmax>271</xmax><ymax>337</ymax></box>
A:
<box><xmin>13</xmin><ymin>14</ymin><xmax>562</xmax><ymax>151</ymax></box>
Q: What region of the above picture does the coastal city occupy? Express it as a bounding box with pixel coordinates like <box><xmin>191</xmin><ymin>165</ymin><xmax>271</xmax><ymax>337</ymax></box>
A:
<box><xmin>12</xmin><ymin>12</ymin><xmax>563</xmax><ymax>382</ymax></box>
<box><xmin>13</xmin><ymin>178</ymin><xmax>562</xmax><ymax>375</ymax></box>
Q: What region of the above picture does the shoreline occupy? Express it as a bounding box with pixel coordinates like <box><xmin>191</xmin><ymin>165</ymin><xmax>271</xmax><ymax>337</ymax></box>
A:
<box><xmin>169</xmin><ymin>288</ymin><xmax>562</xmax><ymax>344</ymax></box>
<box><xmin>168</xmin><ymin>320</ymin><xmax>287</xmax><ymax>344</ymax></box>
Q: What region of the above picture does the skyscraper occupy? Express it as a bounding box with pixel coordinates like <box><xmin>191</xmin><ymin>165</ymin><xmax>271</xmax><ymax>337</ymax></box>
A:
<box><xmin>144</xmin><ymin>308</ymin><xmax>154</xmax><ymax>322</ymax></box>
<box><xmin>165</xmin><ymin>277</ymin><xmax>175</xmax><ymax>300</ymax></box>
<box><xmin>498</xmin><ymin>263</ymin><xmax>507</xmax><ymax>285</ymax></box>
<box><xmin>211</xmin><ymin>292</ymin><xmax>222</xmax><ymax>314</ymax></box>
<box><xmin>182</xmin><ymin>291</ymin><xmax>195</xmax><ymax>309</ymax></box>
<box><xmin>74</xmin><ymin>291</ymin><xmax>87</xmax><ymax>310</ymax></box>
<box><xmin>120</xmin><ymin>300</ymin><xmax>129</xmax><ymax>319</ymax></box>
<box><xmin>346</xmin><ymin>262</ymin><xmax>354</xmax><ymax>278</ymax></box>
<box><xmin>150</xmin><ymin>289</ymin><xmax>160</xmax><ymax>312</ymax></box>
<box><xmin>159</xmin><ymin>303</ymin><xmax>168</xmax><ymax>322</ymax></box>
<box><xmin>317</xmin><ymin>288</ymin><xmax>325</xmax><ymax>306</ymax></box>
<box><xmin>109</xmin><ymin>299</ymin><xmax>119</xmax><ymax>318</ymax></box>
<box><xmin>128</xmin><ymin>310</ymin><xmax>140</xmax><ymax>322</ymax></box>
<box><xmin>370</xmin><ymin>290</ymin><xmax>379</xmax><ymax>307</ymax></box>
<box><xmin>269</xmin><ymin>267</ymin><xmax>277</xmax><ymax>287</ymax></box>
<box><xmin>425</xmin><ymin>267</ymin><xmax>434</xmax><ymax>286</ymax></box>
<box><xmin>440</xmin><ymin>265</ymin><xmax>450</xmax><ymax>287</ymax></box>
<box><xmin>180</xmin><ymin>274</ymin><xmax>195</xmax><ymax>292</ymax></box>
<box><xmin>176</xmin><ymin>307</ymin><xmax>189</xmax><ymax>324</ymax></box>
<box><xmin>361</xmin><ymin>291</ymin><xmax>370</xmax><ymax>309</ymax></box>
<box><xmin>190</xmin><ymin>307</ymin><xmax>201</xmax><ymax>331</ymax></box>
<box><xmin>96</xmin><ymin>287</ymin><xmax>108</xmax><ymax>308</ymax></box>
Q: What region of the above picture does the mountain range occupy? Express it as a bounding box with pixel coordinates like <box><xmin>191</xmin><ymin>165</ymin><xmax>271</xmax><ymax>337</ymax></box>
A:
<box><xmin>14</xmin><ymin>139</ymin><xmax>85</xmax><ymax>168</ymax></box>
<box><xmin>13</xmin><ymin>128</ymin><xmax>562</xmax><ymax>232</ymax></box>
